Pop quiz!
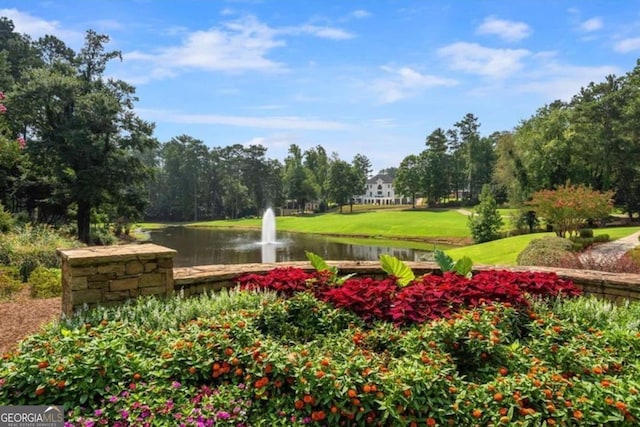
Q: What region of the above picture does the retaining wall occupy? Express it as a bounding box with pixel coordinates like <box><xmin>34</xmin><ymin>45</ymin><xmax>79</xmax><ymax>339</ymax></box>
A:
<box><xmin>57</xmin><ymin>244</ymin><xmax>640</xmax><ymax>316</ymax></box>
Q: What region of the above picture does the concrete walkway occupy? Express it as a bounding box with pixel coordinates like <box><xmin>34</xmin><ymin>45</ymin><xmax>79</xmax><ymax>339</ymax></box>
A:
<box><xmin>581</xmin><ymin>230</ymin><xmax>640</xmax><ymax>260</ymax></box>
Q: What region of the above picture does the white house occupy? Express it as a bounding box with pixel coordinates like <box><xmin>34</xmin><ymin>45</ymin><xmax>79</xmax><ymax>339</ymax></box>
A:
<box><xmin>354</xmin><ymin>173</ymin><xmax>411</xmax><ymax>205</ymax></box>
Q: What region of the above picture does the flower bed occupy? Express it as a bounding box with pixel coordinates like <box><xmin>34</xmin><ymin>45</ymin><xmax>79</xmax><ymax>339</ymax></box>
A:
<box><xmin>1</xmin><ymin>268</ymin><xmax>639</xmax><ymax>426</ymax></box>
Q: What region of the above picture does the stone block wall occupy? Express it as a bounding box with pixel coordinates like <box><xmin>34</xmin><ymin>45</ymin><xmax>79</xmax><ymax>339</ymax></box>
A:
<box><xmin>57</xmin><ymin>244</ymin><xmax>176</xmax><ymax>316</ymax></box>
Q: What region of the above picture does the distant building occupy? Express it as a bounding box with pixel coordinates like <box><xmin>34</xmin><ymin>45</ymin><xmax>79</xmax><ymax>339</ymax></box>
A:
<box><xmin>354</xmin><ymin>173</ymin><xmax>411</xmax><ymax>205</ymax></box>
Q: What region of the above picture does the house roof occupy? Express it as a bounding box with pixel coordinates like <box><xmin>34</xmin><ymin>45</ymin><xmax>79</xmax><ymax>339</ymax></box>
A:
<box><xmin>367</xmin><ymin>173</ymin><xmax>394</xmax><ymax>184</ymax></box>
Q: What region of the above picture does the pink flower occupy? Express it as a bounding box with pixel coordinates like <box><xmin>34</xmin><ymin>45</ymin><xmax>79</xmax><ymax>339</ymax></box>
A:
<box><xmin>17</xmin><ymin>136</ymin><xmax>26</xmax><ymax>149</ymax></box>
<box><xmin>0</xmin><ymin>104</ymin><xmax>6</xmax><ymax>113</ymax></box>
<box><xmin>0</xmin><ymin>92</ymin><xmax>4</xmax><ymax>100</ymax></box>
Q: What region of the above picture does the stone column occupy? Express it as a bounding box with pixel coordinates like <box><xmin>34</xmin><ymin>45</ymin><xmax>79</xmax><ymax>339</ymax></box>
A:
<box><xmin>57</xmin><ymin>244</ymin><xmax>176</xmax><ymax>316</ymax></box>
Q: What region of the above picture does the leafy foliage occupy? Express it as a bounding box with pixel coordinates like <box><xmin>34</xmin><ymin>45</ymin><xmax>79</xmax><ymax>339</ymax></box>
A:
<box><xmin>379</xmin><ymin>254</ymin><xmax>415</xmax><ymax>286</ymax></box>
<box><xmin>4</xmin><ymin>287</ymin><xmax>639</xmax><ymax>426</ymax></box>
<box><xmin>0</xmin><ymin>266</ymin><xmax>21</xmax><ymax>300</ymax></box>
<box><xmin>468</xmin><ymin>184</ymin><xmax>503</xmax><ymax>243</ymax></box>
<box><xmin>29</xmin><ymin>266</ymin><xmax>62</xmax><ymax>299</ymax></box>
<box><xmin>434</xmin><ymin>249</ymin><xmax>473</xmax><ymax>278</ymax></box>
<box><xmin>0</xmin><ymin>224</ymin><xmax>81</xmax><ymax>281</ymax></box>
<box><xmin>528</xmin><ymin>184</ymin><xmax>614</xmax><ymax>238</ymax></box>
<box><xmin>516</xmin><ymin>236</ymin><xmax>574</xmax><ymax>267</ymax></box>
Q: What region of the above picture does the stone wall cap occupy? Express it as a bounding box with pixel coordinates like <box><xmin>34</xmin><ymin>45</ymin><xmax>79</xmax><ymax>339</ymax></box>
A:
<box><xmin>57</xmin><ymin>243</ymin><xmax>176</xmax><ymax>263</ymax></box>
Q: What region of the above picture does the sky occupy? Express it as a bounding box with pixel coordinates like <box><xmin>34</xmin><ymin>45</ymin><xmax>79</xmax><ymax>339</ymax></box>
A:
<box><xmin>3</xmin><ymin>1</ymin><xmax>640</xmax><ymax>172</ymax></box>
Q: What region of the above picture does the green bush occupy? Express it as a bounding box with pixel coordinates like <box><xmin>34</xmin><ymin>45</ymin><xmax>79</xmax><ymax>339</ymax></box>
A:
<box><xmin>0</xmin><ymin>266</ymin><xmax>22</xmax><ymax>300</ymax></box>
<box><xmin>0</xmin><ymin>224</ymin><xmax>82</xmax><ymax>281</ymax></box>
<box><xmin>0</xmin><ymin>203</ymin><xmax>14</xmax><ymax>233</ymax></box>
<box><xmin>516</xmin><ymin>236</ymin><xmax>573</xmax><ymax>267</ymax></box>
<box><xmin>29</xmin><ymin>266</ymin><xmax>62</xmax><ymax>298</ymax></box>
<box><xmin>91</xmin><ymin>227</ymin><xmax>117</xmax><ymax>246</ymax></box>
<box><xmin>579</xmin><ymin>228</ymin><xmax>594</xmax><ymax>238</ymax></box>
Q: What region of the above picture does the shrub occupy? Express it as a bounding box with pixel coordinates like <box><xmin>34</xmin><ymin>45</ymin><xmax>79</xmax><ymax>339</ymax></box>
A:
<box><xmin>0</xmin><ymin>203</ymin><xmax>13</xmax><ymax>233</ymax></box>
<box><xmin>90</xmin><ymin>227</ymin><xmax>117</xmax><ymax>245</ymax></box>
<box><xmin>528</xmin><ymin>184</ymin><xmax>614</xmax><ymax>238</ymax></box>
<box><xmin>516</xmin><ymin>236</ymin><xmax>573</xmax><ymax>267</ymax></box>
<box><xmin>511</xmin><ymin>209</ymin><xmax>540</xmax><ymax>234</ymax></box>
<box><xmin>0</xmin><ymin>266</ymin><xmax>21</xmax><ymax>300</ymax></box>
<box><xmin>29</xmin><ymin>266</ymin><xmax>62</xmax><ymax>298</ymax></box>
<box><xmin>579</xmin><ymin>228</ymin><xmax>594</xmax><ymax>238</ymax></box>
<box><xmin>468</xmin><ymin>184</ymin><xmax>503</xmax><ymax>243</ymax></box>
<box><xmin>558</xmin><ymin>251</ymin><xmax>640</xmax><ymax>274</ymax></box>
<box><xmin>0</xmin><ymin>225</ymin><xmax>82</xmax><ymax>281</ymax></box>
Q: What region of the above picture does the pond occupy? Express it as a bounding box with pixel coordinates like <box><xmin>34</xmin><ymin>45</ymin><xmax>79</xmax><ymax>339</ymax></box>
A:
<box><xmin>149</xmin><ymin>227</ymin><xmax>435</xmax><ymax>267</ymax></box>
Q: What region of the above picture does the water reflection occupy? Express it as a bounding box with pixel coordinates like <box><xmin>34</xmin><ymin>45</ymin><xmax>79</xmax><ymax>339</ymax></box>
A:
<box><xmin>149</xmin><ymin>227</ymin><xmax>432</xmax><ymax>268</ymax></box>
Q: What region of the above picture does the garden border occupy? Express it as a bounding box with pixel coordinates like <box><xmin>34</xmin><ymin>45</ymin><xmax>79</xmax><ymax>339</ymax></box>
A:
<box><xmin>58</xmin><ymin>244</ymin><xmax>640</xmax><ymax>316</ymax></box>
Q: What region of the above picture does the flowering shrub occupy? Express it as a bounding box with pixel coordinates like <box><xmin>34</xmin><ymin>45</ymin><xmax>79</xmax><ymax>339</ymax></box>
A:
<box><xmin>0</xmin><ymin>287</ymin><xmax>639</xmax><ymax>426</ymax></box>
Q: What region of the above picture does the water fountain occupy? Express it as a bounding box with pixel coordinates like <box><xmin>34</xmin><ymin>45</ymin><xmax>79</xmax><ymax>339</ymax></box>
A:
<box><xmin>260</xmin><ymin>208</ymin><xmax>277</xmax><ymax>263</ymax></box>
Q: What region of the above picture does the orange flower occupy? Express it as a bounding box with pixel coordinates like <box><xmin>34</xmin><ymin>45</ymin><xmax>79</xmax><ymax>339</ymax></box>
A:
<box><xmin>426</xmin><ymin>417</ymin><xmax>437</xmax><ymax>426</ymax></box>
<box><xmin>615</xmin><ymin>401</ymin><xmax>627</xmax><ymax>412</ymax></box>
<box><xmin>347</xmin><ymin>389</ymin><xmax>358</xmax><ymax>398</ymax></box>
<box><xmin>472</xmin><ymin>409</ymin><xmax>482</xmax><ymax>418</ymax></box>
<box><xmin>37</xmin><ymin>361</ymin><xmax>49</xmax><ymax>369</ymax></box>
<box><xmin>311</xmin><ymin>411</ymin><xmax>326</xmax><ymax>421</ymax></box>
<box><xmin>35</xmin><ymin>386</ymin><xmax>46</xmax><ymax>396</ymax></box>
<box><xmin>493</xmin><ymin>393</ymin><xmax>504</xmax><ymax>402</ymax></box>
<box><xmin>573</xmin><ymin>410</ymin><xmax>584</xmax><ymax>420</ymax></box>
<box><xmin>294</xmin><ymin>400</ymin><xmax>304</xmax><ymax>410</ymax></box>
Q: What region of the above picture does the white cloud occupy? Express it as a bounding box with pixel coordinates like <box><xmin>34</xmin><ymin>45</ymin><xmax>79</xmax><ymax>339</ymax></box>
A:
<box><xmin>438</xmin><ymin>42</ymin><xmax>530</xmax><ymax>78</ymax></box>
<box><xmin>137</xmin><ymin>108</ymin><xmax>349</xmax><ymax>130</ymax></box>
<box><xmin>517</xmin><ymin>61</ymin><xmax>619</xmax><ymax>101</ymax></box>
<box><xmin>293</xmin><ymin>24</ymin><xmax>355</xmax><ymax>40</ymax></box>
<box><xmin>351</xmin><ymin>10</ymin><xmax>372</xmax><ymax>19</ymax></box>
<box><xmin>0</xmin><ymin>8</ymin><xmax>83</xmax><ymax>44</ymax></box>
<box><xmin>124</xmin><ymin>15</ymin><xmax>285</xmax><ymax>76</ymax></box>
<box><xmin>372</xmin><ymin>66</ymin><xmax>458</xmax><ymax>103</ymax></box>
<box><xmin>579</xmin><ymin>17</ymin><xmax>603</xmax><ymax>32</ymax></box>
<box><xmin>124</xmin><ymin>14</ymin><xmax>354</xmax><ymax>81</ymax></box>
<box><xmin>240</xmin><ymin>134</ymin><xmax>296</xmax><ymax>150</ymax></box>
<box><xmin>476</xmin><ymin>16</ymin><xmax>532</xmax><ymax>42</ymax></box>
<box><xmin>614</xmin><ymin>37</ymin><xmax>640</xmax><ymax>53</ymax></box>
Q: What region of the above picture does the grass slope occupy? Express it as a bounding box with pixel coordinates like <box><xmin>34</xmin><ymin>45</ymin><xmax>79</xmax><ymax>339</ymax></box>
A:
<box><xmin>189</xmin><ymin>209</ymin><xmax>472</xmax><ymax>241</ymax></box>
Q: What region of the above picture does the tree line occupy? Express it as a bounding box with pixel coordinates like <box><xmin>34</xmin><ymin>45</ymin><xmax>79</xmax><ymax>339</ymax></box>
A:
<box><xmin>144</xmin><ymin>137</ymin><xmax>372</xmax><ymax>221</ymax></box>
<box><xmin>396</xmin><ymin>60</ymin><xmax>640</xmax><ymax>219</ymax></box>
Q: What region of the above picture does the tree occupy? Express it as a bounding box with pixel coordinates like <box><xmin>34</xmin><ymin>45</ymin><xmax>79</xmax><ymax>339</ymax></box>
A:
<box><xmin>327</xmin><ymin>159</ymin><xmax>355</xmax><ymax>213</ymax></box>
<box><xmin>283</xmin><ymin>144</ymin><xmax>316</xmax><ymax>212</ymax></box>
<box><xmin>528</xmin><ymin>184</ymin><xmax>614</xmax><ymax>238</ymax></box>
<box><xmin>304</xmin><ymin>145</ymin><xmax>330</xmax><ymax>210</ymax></box>
<box><xmin>394</xmin><ymin>155</ymin><xmax>423</xmax><ymax>208</ymax></box>
<box><xmin>423</xmin><ymin>128</ymin><xmax>450</xmax><ymax>205</ymax></box>
<box><xmin>347</xmin><ymin>154</ymin><xmax>372</xmax><ymax>210</ymax></box>
<box><xmin>468</xmin><ymin>184</ymin><xmax>503</xmax><ymax>243</ymax></box>
<box><xmin>9</xmin><ymin>31</ymin><xmax>157</xmax><ymax>243</ymax></box>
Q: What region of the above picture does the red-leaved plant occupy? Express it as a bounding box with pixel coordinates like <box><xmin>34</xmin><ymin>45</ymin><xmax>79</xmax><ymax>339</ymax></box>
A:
<box><xmin>236</xmin><ymin>259</ymin><xmax>581</xmax><ymax>325</ymax></box>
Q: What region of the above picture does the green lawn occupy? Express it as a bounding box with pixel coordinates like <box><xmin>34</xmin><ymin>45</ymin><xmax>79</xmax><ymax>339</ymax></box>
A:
<box><xmin>447</xmin><ymin>226</ymin><xmax>640</xmax><ymax>266</ymax></box>
<box><xmin>188</xmin><ymin>209</ymin><xmax>473</xmax><ymax>240</ymax></box>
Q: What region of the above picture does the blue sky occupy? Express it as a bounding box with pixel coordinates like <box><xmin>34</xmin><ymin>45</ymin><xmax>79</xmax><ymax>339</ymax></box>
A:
<box><xmin>3</xmin><ymin>1</ymin><xmax>640</xmax><ymax>172</ymax></box>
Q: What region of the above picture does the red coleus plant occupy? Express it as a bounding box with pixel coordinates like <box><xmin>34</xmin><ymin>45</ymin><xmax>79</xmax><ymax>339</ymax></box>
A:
<box><xmin>317</xmin><ymin>277</ymin><xmax>398</xmax><ymax>323</ymax></box>
<box><xmin>237</xmin><ymin>267</ymin><xmax>581</xmax><ymax>325</ymax></box>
